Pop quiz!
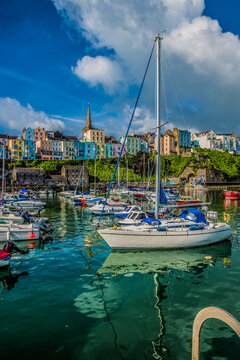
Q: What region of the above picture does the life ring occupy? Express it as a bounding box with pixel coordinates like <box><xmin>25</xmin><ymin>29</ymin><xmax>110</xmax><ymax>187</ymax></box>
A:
<box><xmin>224</xmin><ymin>213</ymin><xmax>230</xmax><ymax>223</ymax></box>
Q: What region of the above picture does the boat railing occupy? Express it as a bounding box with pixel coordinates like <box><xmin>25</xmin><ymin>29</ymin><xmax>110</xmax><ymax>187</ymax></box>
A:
<box><xmin>192</xmin><ymin>306</ymin><xmax>240</xmax><ymax>360</ymax></box>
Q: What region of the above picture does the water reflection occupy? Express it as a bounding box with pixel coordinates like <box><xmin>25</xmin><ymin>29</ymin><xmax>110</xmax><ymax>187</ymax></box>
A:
<box><xmin>98</xmin><ymin>241</ymin><xmax>231</xmax><ymax>275</ymax></box>
<box><xmin>0</xmin><ymin>269</ymin><xmax>29</xmax><ymax>291</ymax></box>
<box><xmin>94</xmin><ymin>241</ymin><xmax>232</xmax><ymax>359</ymax></box>
<box><xmin>224</xmin><ymin>199</ymin><xmax>240</xmax><ymax>209</ymax></box>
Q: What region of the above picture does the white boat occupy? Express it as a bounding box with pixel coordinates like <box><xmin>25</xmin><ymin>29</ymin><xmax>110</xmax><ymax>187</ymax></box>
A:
<box><xmin>0</xmin><ymin>222</ymin><xmax>40</xmax><ymax>241</ymax></box>
<box><xmin>4</xmin><ymin>199</ymin><xmax>45</xmax><ymax>210</ymax></box>
<box><xmin>0</xmin><ymin>258</ymin><xmax>10</xmax><ymax>269</ymax></box>
<box><xmin>38</xmin><ymin>189</ymin><xmax>54</xmax><ymax>197</ymax></box>
<box><xmin>98</xmin><ymin>222</ymin><xmax>231</xmax><ymax>250</ymax></box>
<box><xmin>114</xmin><ymin>205</ymin><xmax>142</xmax><ymax>218</ymax></box>
<box><xmin>59</xmin><ymin>191</ymin><xmax>75</xmax><ymax>198</ymax></box>
<box><xmin>90</xmin><ymin>203</ymin><xmax>126</xmax><ymax>215</ymax></box>
<box><xmin>0</xmin><ymin>211</ymin><xmax>24</xmax><ymax>224</ymax></box>
<box><xmin>97</xmin><ymin>34</ymin><xmax>232</xmax><ymax>249</ymax></box>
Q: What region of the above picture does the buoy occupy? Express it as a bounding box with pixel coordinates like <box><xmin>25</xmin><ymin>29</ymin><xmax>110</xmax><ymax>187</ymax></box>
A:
<box><xmin>29</xmin><ymin>233</ymin><xmax>36</xmax><ymax>239</ymax></box>
<box><xmin>113</xmin><ymin>225</ymin><xmax>117</xmax><ymax>230</ymax></box>
<box><xmin>224</xmin><ymin>213</ymin><xmax>230</xmax><ymax>223</ymax></box>
<box><xmin>204</xmin><ymin>256</ymin><xmax>212</xmax><ymax>260</ymax></box>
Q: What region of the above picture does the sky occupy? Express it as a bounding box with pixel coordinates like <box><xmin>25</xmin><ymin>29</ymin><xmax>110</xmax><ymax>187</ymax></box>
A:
<box><xmin>0</xmin><ymin>0</ymin><xmax>240</xmax><ymax>137</ymax></box>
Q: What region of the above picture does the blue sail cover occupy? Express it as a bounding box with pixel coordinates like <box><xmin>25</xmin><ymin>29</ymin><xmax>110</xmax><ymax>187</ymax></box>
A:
<box><xmin>160</xmin><ymin>184</ymin><xmax>167</xmax><ymax>204</ymax></box>
<box><xmin>141</xmin><ymin>217</ymin><xmax>161</xmax><ymax>225</ymax></box>
<box><xmin>178</xmin><ymin>209</ymin><xmax>209</xmax><ymax>225</ymax></box>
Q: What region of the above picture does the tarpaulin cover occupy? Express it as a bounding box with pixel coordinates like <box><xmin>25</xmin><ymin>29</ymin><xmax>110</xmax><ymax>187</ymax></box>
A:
<box><xmin>141</xmin><ymin>217</ymin><xmax>161</xmax><ymax>225</ymax></box>
<box><xmin>0</xmin><ymin>249</ymin><xmax>11</xmax><ymax>260</ymax></box>
<box><xmin>178</xmin><ymin>208</ymin><xmax>209</xmax><ymax>225</ymax></box>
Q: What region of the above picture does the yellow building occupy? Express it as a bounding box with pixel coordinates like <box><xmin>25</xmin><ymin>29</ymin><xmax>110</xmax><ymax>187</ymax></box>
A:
<box><xmin>8</xmin><ymin>137</ymin><xmax>24</xmax><ymax>160</ymax></box>
<box><xmin>61</xmin><ymin>141</ymin><xmax>75</xmax><ymax>160</ymax></box>
<box><xmin>97</xmin><ymin>143</ymin><xmax>106</xmax><ymax>159</ymax></box>
<box><xmin>82</xmin><ymin>105</ymin><xmax>105</xmax><ymax>144</ymax></box>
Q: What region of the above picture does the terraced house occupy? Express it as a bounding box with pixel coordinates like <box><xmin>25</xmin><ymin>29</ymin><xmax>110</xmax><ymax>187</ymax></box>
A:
<box><xmin>62</xmin><ymin>140</ymin><xmax>74</xmax><ymax>160</ymax></box>
<box><xmin>120</xmin><ymin>135</ymin><xmax>141</xmax><ymax>155</ymax></box>
<box><xmin>23</xmin><ymin>140</ymin><xmax>36</xmax><ymax>159</ymax></box>
<box><xmin>8</xmin><ymin>137</ymin><xmax>24</xmax><ymax>160</ymax></box>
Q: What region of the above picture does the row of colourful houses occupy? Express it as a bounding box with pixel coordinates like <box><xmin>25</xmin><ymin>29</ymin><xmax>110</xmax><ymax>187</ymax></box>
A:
<box><xmin>0</xmin><ymin>106</ymin><xmax>149</xmax><ymax>161</ymax></box>
<box><xmin>1</xmin><ymin>104</ymin><xmax>238</xmax><ymax>161</ymax></box>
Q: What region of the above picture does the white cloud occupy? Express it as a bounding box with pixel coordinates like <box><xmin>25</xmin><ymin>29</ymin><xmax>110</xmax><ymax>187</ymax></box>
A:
<box><xmin>53</xmin><ymin>0</ymin><xmax>240</xmax><ymax>134</ymax></box>
<box><xmin>0</xmin><ymin>97</ymin><xmax>65</xmax><ymax>133</ymax></box>
<box><xmin>71</xmin><ymin>55</ymin><xmax>124</xmax><ymax>93</ymax></box>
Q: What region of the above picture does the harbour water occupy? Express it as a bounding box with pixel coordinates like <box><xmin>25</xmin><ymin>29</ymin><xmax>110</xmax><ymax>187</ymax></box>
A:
<box><xmin>0</xmin><ymin>192</ymin><xmax>239</xmax><ymax>359</ymax></box>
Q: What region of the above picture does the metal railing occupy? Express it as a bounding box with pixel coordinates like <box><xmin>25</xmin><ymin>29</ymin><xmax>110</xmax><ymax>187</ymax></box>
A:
<box><xmin>192</xmin><ymin>307</ymin><xmax>240</xmax><ymax>360</ymax></box>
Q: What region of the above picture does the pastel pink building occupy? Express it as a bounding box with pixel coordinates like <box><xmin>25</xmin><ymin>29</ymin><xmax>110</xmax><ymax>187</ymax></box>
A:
<box><xmin>112</xmin><ymin>142</ymin><xmax>126</xmax><ymax>157</ymax></box>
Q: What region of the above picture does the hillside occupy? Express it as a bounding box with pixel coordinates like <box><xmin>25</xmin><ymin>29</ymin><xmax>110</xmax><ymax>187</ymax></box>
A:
<box><xmin>8</xmin><ymin>148</ymin><xmax>240</xmax><ymax>182</ymax></box>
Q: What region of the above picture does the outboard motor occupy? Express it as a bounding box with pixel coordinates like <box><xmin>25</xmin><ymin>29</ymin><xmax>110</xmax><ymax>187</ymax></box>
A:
<box><xmin>21</xmin><ymin>210</ymin><xmax>31</xmax><ymax>223</ymax></box>
<box><xmin>3</xmin><ymin>241</ymin><xmax>29</xmax><ymax>254</ymax></box>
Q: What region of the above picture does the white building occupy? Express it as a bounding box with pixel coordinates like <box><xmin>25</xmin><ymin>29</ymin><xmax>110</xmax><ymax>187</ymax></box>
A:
<box><xmin>192</xmin><ymin>130</ymin><xmax>236</xmax><ymax>152</ymax></box>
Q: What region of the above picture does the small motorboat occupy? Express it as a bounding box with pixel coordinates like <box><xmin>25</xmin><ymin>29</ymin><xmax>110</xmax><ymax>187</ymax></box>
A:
<box><xmin>0</xmin><ymin>221</ymin><xmax>40</xmax><ymax>242</ymax></box>
<box><xmin>114</xmin><ymin>205</ymin><xmax>142</xmax><ymax>218</ymax></box>
<box><xmin>176</xmin><ymin>196</ymin><xmax>202</xmax><ymax>206</ymax></box>
<box><xmin>0</xmin><ymin>249</ymin><xmax>11</xmax><ymax>269</ymax></box>
<box><xmin>224</xmin><ymin>190</ymin><xmax>240</xmax><ymax>200</ymax></box>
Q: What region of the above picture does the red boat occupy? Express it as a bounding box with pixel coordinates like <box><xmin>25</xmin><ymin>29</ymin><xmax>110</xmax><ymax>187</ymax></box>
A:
<box><xmin>224</xmin><ymin>190</ymin><xmax>240</xmax><ymax>200</ymax></box>
<box><xmin>176</xmin><ymin>196</ymin><xmax>202</xmax><ymax>205</ymax></box>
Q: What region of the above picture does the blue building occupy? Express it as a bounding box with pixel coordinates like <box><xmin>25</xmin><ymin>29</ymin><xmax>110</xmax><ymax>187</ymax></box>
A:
<box><xmin>105</xmin><ymin>143</ymin><xmax>112</xmax><ymax>158</ymax></box>
<box><xmin>173</xmin><ymin>128</ymin><xmax>191</xmax><ymax>153</ymax></box>
<box><xmin>23</xmin><ymin>140</ymin><xmax>36</xmax><ymax>159</ymax></box>
<box><xmin>74</xmin><ymin>141</ymin><xmax>85</xmax><ymax>159</ymax></box>
<box><xmin>236</xmin><ymin>138</ymin><xmax>240</xmax><ymax>152</ymax></box>
<box><xmin>140</xmin><ymin>139</ymin><xmax>149</xmax><ymax>153</ymax></box>
<box><xmin>22</xmin><ymin>127</ymin><xmax>34</xmax><ymax>141</ymax></box>
<box><xmin>179</xmin><ymin>130</ymin><xmax>191</xmax><ymax>149</ymax></box>
<box><xmin>84</xmin><ymin>142</ymin><xmax>97</xmax><ymax>159</ymax></box>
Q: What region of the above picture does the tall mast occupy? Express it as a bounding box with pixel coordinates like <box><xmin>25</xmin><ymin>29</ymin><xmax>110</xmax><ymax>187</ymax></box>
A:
<box><xmin>118</xmin><ymin>162</ymin><xmax>120</xmax><ymax>187</ymax></box>
<box><xmin>94</xmin><ymin>156</ymin><xmax>96</xmax><ymax>196</ymax></box>
<box><xmin>155</xmin><ymin>34</ymin><xmax>161</xmax><ymax>219</ymax></box>
<box><xmin>1</xmin><ymin>145</ymin><xmax>5</xmax><ymax>200</ymax></box>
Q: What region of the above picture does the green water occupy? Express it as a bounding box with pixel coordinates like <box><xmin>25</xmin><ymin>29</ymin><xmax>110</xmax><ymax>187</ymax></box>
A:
<box><xmin>0</xmin><ymin>192</ymin><xmax>239</xmax><ymax>360</ymax></box>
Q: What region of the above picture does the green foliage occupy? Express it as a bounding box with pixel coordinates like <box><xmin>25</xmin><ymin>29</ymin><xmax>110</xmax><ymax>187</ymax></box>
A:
<box><xmin>8</xmin><ymin>149</ymin><xmax>240</xmax><ymax>181</ymax></box>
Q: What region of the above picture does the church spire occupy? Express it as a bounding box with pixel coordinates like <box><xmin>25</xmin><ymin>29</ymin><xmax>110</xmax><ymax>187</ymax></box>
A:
<box><xmin>82</xmin><ymin>104</ymin><xmax>93</xmax><ymax>138</ymax></box>
<box><xmin>86</xmin><ymin>104</ymin><xmax>93</xmax><ymax>129</ymax></box>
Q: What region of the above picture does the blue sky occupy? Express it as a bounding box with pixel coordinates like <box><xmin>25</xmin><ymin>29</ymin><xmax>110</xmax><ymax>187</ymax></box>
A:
<box><xmin>0</xmin><ymin>0</ymin><xmax>240</xmax><ymax>137</ymax></box>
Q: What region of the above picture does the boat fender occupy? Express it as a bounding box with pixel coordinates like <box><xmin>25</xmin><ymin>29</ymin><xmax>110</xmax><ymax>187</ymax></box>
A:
<box><xmin>113</xmin><ymin>225</ymin><xmax>117</xmax><ymax>230</ymax></box>
<box><xmin>204</xmin><ymin>256</ymin><xmax>212</xmax><ymax>260</ymax></box>
<box><xmin>224</xmin><ymin>213</ymin><xmax>230</xmax><ymax>223</ymax></box>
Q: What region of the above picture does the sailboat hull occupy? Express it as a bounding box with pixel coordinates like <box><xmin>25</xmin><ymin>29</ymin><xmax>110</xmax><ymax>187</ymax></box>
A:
<box><xmin>97</xmin><ymin>226</ymin><xmax>231</xmax><ymax>249</ymax></box>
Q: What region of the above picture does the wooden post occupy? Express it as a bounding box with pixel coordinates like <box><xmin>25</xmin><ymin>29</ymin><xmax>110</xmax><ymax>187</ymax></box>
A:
<box><xmin>192</xmin><ymin>307</ymin><xmax>240</xmax><ymax>360</ymax></box>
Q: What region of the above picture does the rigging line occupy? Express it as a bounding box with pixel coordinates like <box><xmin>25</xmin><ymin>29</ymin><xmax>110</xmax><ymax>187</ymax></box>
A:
<box><xmin>161</xmin><ymin>60</ymin><xmax>169</xmax><ymax>126</ymax></box>
<box><xmin>97</xmin><ymin>40</ymin><xmax>156</xmax><ymax>225</ymax></box>
<box><xmin>162</xmin><ymin>48</ymin><xmax>188</xmax><ymax>130</ymax></box>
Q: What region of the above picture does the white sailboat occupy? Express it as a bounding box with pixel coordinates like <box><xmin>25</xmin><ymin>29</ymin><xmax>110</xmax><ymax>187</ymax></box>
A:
<box><xmin>97</xmin><ymin>34</ymin><xmax>231</xmax><ymax>249</ymax></box>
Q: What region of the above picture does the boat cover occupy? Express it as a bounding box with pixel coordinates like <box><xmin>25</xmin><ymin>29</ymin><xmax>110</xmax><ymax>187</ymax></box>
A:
<box><xmin>160</xmin><ymin>184</ymin><xmax>168</xmax><ymax>204</ymax></box>
<box><xmin>141</xmin><ymin>217</ymin><xmax>161</xmax><ymax>225</ymax></box>
<box><xmin>0</xmin><ymin>250</ymin><xmax>11</xmax><ymax>260</ymax></box>
<box><xmin>178</xmin><ymin>209</ymin><xmax>209</xmax><ymax>225</ymax></box>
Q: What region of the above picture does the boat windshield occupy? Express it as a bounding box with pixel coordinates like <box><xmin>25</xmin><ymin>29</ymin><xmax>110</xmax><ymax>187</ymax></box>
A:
<box><xmin>134</xmin><ymin>212</ymin><xmax>146</xmax><ymax>220</ymax></box>
<box><xmin>127</xmin><ymin>212</ymin><xmax>136</xmax><ymax>219</ymax></box>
